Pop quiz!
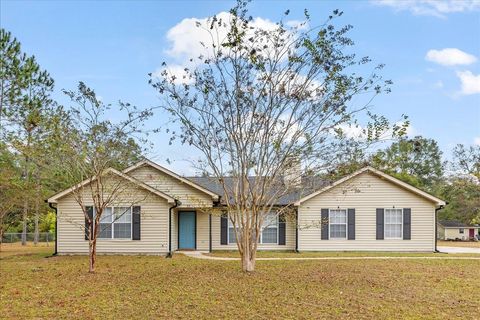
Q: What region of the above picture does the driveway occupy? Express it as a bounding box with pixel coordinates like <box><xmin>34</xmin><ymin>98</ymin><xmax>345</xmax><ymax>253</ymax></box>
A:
<box><xmin>437</xmin><ymin>246</ymin><xmax>480</xmax><ymax>254</ymax></box>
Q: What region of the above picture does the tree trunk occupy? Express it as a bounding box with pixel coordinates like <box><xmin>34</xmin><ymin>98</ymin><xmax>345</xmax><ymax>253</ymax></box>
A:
<box><xmin>22</xmin><ymin>200</ymin><xmax>27</xmax><ymax>245</ymax></box>
<box><xmin>21</xmin><ymin>133</ymin><xmax>31</xmax><ymax>246</ymax></box>
<box><xmin>89</xmin><ymin>239</ymin><xmax>97</xmax><ymax>273</ymax></box>
<box><xmin>33</xmin><ymin>182</ymin><xmax>40</xmax><ymax>245</ymax></box>
<box><xmin>240</xmin><ymin>242</ymin><xmax>256</xmax><ymax>272</ymax></box>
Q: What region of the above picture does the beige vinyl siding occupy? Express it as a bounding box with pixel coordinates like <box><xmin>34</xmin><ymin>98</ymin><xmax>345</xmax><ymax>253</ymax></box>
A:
<box><xmin>196</xmin><ymin>211</ymin><xmax>210</xmax><ymax>251</ymax></box>
<box><xmin>298</xmin><ymin>172</ymin><xmax>436</xmax><ymax>252</ymax></box>
<box><xmin>443</xmin><ymin>227</ymin><xmax>479</xmax><ymax>240</ymax></box>
<box><xmin>127</xmin><ymin>165</ymin><xmax>213</xmax><ymax>208</ymax></box>
<box><xmin>210</xmin><ymin>215</ymin><xmax>296</xmax><ymax>251</ymax></box>
<box><xmin>56</xmin><ymin>190</ymin><xmax>170</xmax><ymax>255</ymax></box>
<box><xmin>437</xmin><ymin>224</ymin><xmax>445</xmax><ymax>240</ymax></box>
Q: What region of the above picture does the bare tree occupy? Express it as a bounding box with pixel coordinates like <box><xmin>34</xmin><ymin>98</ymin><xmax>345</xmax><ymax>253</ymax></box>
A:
<box><xmin>55</xmin><ymin>82</ymin><xmax>153</xmax><ymax>272</ymax></box>
<box><xmin>152</xmin><ymin>1</ymin><xmax>406</xmax><ymax>272</ymax></box>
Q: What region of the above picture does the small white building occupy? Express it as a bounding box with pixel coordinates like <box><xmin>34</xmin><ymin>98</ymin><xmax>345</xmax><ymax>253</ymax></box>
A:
<box><xmin>437</xmin><ymin>220</ymin><xmax>480</xmax><ymax>240</ymax></box>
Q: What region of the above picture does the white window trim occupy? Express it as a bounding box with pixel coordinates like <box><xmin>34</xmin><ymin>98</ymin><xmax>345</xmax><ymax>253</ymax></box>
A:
<box><xmin>384</xmin><ymin>208</ymin><xmax>403</xmax><ymax>240</ymax></box>
<box><xmin>329</xmin><ymin>209</ymin><xmax>348</xmax><ymax>240</ymax></box>
<box><xmin>459</xmin><ymin>228</ymin><xmax>464</xmax><ymax>234</ymax></box>
<box><xmin>95</xmin><ymin>206</ymin><xmax>133</xmax><ymax>241</ymax></box>
<box><xmin>227</xmin><ymin>213</ymin><xmax>279</xmax><ymax>244</ymax></box>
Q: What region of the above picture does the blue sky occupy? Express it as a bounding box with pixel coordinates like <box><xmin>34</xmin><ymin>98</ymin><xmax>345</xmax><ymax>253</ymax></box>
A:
<box><xmin>2</xmin><ymin>0</ymin><xmax>479</xmax><ymax>174</ymax></box>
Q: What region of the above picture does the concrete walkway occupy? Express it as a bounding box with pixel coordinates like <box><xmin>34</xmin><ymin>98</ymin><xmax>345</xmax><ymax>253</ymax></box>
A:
<box><xmin>178</xmin><ymin>251</ymin><xmax>480</xmax><ymax>261</ymax></box>
<box><xmin>438</xmin><ymin>246</ymin><xmax>480</xmax><ymax>254</ymax></box>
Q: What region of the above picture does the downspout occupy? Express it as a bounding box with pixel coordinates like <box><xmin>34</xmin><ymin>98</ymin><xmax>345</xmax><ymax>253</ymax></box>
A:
<box><xmin>435</xmin><ymin>205</ymin><xmax>445</xmax><ymax>253</ymax></box>
<box><xmin>166</xmin><ymin>200</ymin><xmax>179</xmax><ymax>258</ymax></box>
<box><xmin>47</xmin><ymin>201</ymin><xmax>58</xmax><ymax>256</ymax></box>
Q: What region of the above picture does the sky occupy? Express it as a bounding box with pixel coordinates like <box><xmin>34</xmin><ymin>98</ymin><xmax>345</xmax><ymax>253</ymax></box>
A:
<box><xmin>1</xmin><ymin>0</ymin><xmax>479</xmax><ymax>174</ymax></box>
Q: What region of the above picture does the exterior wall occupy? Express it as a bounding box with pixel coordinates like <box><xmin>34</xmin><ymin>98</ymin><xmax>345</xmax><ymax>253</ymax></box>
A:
<box><xmin>56</xmin><ymin>189</ymin><xmax>170</xmax><ymax>254</ymax></box>
<box><xmin>298</xmin><ymin>172</ymin><xmax>436</xmax><ymax>252</ymax></box>
<box><xmin>196</xmin><ymin>211</ymin><xmax>210</xmax><ymax>251</ymax></box>
<box><xmin>444</xmin><ymin>227</ymin><xmax>479</xmax><ymax>240</ymax></box>
<box><xmin>210</xmin><ymin>215</ymin><xmax>296</xmax><ymax>251</ymax></box>
<box><xmin>172</xmin><ymin>209</ymin><xmax>210</xmax><ymax>251</ymax></box>
<box><xmin>127</xmin><ymin>165</ymin><xmax>213</xmax><ymax>208</ymax></box>
<box><xmin>437</xmin><ymin>224</ymin><xmax>445</xmax><ymax>240</ymax></box>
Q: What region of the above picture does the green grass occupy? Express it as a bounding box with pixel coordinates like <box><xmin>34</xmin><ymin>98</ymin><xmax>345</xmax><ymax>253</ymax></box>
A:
<box><xmin>1</xmin><ymin>244</ymin><xmax>479</xmax><ymax>319</ymax></box>
<box><xmin>207</xmin><ymin>250</ymin><xmax>479</xmax><ymax>258</ymax></box>
<box><xmin>438</xmin><ymin>240</ymin><xmax>480</xmax><ymax>248</ymax></box>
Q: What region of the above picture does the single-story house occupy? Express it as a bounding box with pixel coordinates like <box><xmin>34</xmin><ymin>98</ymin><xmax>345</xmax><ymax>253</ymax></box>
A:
<box><xmin>437</xmin><ymin>220</ymin><xmax>480</xmax><ymax>240</ymax></box>
<box><xmin>47</xmin><ymin>160</ymin><xmax>446</xmax><ymax>255</ymax></box>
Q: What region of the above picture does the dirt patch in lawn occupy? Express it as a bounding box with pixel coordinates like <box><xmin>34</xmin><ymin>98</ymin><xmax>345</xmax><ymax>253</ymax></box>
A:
<box><xmin>1</xmin><ymin>245</ymin><xmax>479</xmax><ymax>319</ymax></box>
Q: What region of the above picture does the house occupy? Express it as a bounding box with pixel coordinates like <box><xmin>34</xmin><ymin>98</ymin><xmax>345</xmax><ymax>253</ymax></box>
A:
<box><xmin>437</xmin><ymin>220</ymin><xmax>480</xmax><ymax>241</ymax></box>
<box><xmin>47</xmin><ymin>160</ymin><xmax>446</xmax><ymax>255</ymax></box>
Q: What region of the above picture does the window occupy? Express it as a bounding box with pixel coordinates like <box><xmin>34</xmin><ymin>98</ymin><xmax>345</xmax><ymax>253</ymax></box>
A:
<box><xmin>459</xmin><ymin>228</ymin><xmax>464</xmax><ymax>234</ymax></box>
<box><xmin>227</xmin><ymin>213</ymin><xmax>279</xmax><ymax>244</ymax></box>
<box><xmin>96</xmin><ymin>207</ymin><xmax>132</xmax><ymax>239</ymax></box>
<box><xmin>228</xmin><ymin>219</ymin><xmax>238</xmax><ymax>244</ymax></box>
<box><xmin>329</xmin><ymin>209</ymin><xmax>347</xmax><ymax>239</ymax></box>
<box><xmin>385</xmin><ymin>208</ymin><xmax>403</xmax><ymax>239</ymax></box>
<box><xmin>261</xmin><ymin>213</ymin><xmax>278</xmax><ymax>244</ymax></box>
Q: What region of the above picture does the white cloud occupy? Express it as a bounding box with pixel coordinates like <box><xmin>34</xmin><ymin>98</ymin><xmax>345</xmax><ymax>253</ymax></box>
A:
<box><xmin>426</xmin><ymin>48</ymin><xmax>477</xmax><ymax>66</ymax></box>
<box><xmin>372</xmin><ymin>0</ymin><xmax>480</xmax><ymax>18</ymax></box>
<box><xmin>456</xmin><ymin>70</ymin><xmax>480</xmax><ymax>95</ymax></box>
<box><xmin>165</xmin><ymin>12</ymin><xmax>280</xmax><ymax>61</ymax></box>
<box><xmin>433</xmin><ymin>80</ymin><xmax>444</xmax><ymax>89</ymax></box>
<box><xmin>474</xmin><ymin>137</ymin><xmax>480</xmax><ymax>146</ymax></box>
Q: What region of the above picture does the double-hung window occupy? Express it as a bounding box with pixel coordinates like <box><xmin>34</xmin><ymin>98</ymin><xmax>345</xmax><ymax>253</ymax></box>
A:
<box><xmin>384</xmin><ymin>208</ymin><xmax>403</xmax><ymax>239</ymax></box>
<box><xmin>260</xmin><ymin>213</ymin><xmax>278</xmax><ymax>244</ymax></box>
<box><xmin>228</xmin><ymin>212</ymin><xmax>279</xmax><ymax>244</ymax></box>
<box><xmin>228</xmin><ymin>219</ymin><xmax>238</xmax><ymax>244</ymax></box>
<box><xmin>459</xmin><ymin>228</ymin><xmax>464</xmax><ymax>234</ymax></box>
<box><xmin>96</xmin><ymin>207</ymin><xmax>132</xmax><ymax>239</ymax></box>
<box><xmin>329</xmin><ymin>209</ymin><xmax>347</xmax><ymax>239</ymax></box>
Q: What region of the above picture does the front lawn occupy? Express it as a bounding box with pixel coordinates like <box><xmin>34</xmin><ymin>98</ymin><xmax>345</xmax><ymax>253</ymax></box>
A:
<box><xmin>1</xmin><ymin>244</ymin><xmax>479</xmax><ymax>319</ymax></box>
<box><xmin>207</xmin><ymin>250</ymin><xmax>479</xmax><ymax>258</ymax></box>
<box><xmin>438</xmin><ymin>240</ymin><xmax>480</xmax><ymax>248</ymax></box>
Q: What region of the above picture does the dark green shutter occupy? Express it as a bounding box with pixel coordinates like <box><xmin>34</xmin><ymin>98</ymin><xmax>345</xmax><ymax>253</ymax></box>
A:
<box><xmin>220</xmin><ymin>214</ymin><xmax>228</xmax><ymax>245</ymax></box>
<box><xmin>321</xmin><ymin>209</ymin><xmax>329</xmax><ymax>240</ymax></box>
<box><xmin>403</xmin><ymin>208</ymin><xmax>411</xmax><ymax>240</ymax></box>
<box><xmin>347</xmin><ymin>208</ymin><xmax>355</xmax><ymax>240</ymax></box>
<box><xmin>376</xmin><ymin>208</ymin><xmax>384</xmax><ymax>240</ymax></box>
<box><xmin>278</xmin><ymin>214</ymin><xmax>286</xmax><ymax>245</ymax></box>
<box><xmin>132</xmin><ymin>206</ymin><xmax>141</xmax><ymax>240</ymax></box>
<box><xmin>85</xmin><ymin>206</ymin><xmax>93</xmax><ymax>240</ymax></box>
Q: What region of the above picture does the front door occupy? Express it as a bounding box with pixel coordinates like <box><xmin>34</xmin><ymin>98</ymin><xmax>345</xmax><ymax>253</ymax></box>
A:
<box><xmin>469</xmin><ymin>228</ymin><xmax>475</xmax><ymax>238</ymax></box>
<box><xmin>178</xmin><ymin>211</ymin><xmax>196</xmax><ymax>250</ymax></box>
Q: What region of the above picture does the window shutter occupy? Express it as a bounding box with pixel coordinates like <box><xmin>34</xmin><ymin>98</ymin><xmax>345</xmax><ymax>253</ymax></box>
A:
<box><xmin>403</xmin><ymin>208</ymin><xmax>411</xmax><ymax>240</ymax></box>
<box><xmin>278</xmin><ymin>214</ymin><xmax>286</xmax><ymax>245</ymax></box>
<box><xmin>132</xmin><ymin>206</ymin><xmax>141</xmax><ymax>240</ymax></box>
<box><xmin>321</xmin><ymin>209</ymin><xmax>329</xmax><ymax>240</ymax></box>
<box><xmin>347</xmin><ymin>208</ymin><xmax>355</xmax><ymax>240</ymax></box>
<box><xmin>85</xmin><ymin>206</ymin><xmax>93</xmax><ymax>240</ymax></box>
<box><xmin>376</xmin><ymin>208</ymin><xmax>384</xmax><ymax>240</ymax></box>
<box><xmin>220</xmin><ymin>214</ymin><xmax>228</xmax><ymax>245</ymax></box>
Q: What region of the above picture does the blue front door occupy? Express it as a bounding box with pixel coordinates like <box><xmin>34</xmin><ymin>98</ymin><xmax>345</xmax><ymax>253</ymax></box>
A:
<box><xmin>178</xmin><ymin>211</ymin><xmax>196</xmax><ymax>250</ymax></box>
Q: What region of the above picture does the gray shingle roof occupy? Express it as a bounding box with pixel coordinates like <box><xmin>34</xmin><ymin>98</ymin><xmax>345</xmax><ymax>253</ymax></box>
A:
<box><xmin>186</xmin><ymin>176</ymin><xmax>330</xmax><ymax>205</ymax></box>
<box><xmin>439</xmin><ymin>220</ymin><xmax>477</xmax><ymax>228</ymax></box>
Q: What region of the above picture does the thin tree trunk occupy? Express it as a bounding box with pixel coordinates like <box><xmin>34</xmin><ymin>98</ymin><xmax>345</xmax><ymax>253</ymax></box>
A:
<box><xmin>89</xmin><ymin>239</ymin><xmax>97</xmax><ymax>273</ymax></box>
<box><xmin>34</xmin><ymin>179</ymin><xmax>40</xmax><ymax>246</ymax></box>
<box><xmin>21</xmin><ymin>133</ymin><xmax>31</xmax><ymax>246</ymax></box>
<box><xmin>22</xmin><ymin>198</ymin><xmax>27</xmax><ymax>245</ymax></box>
